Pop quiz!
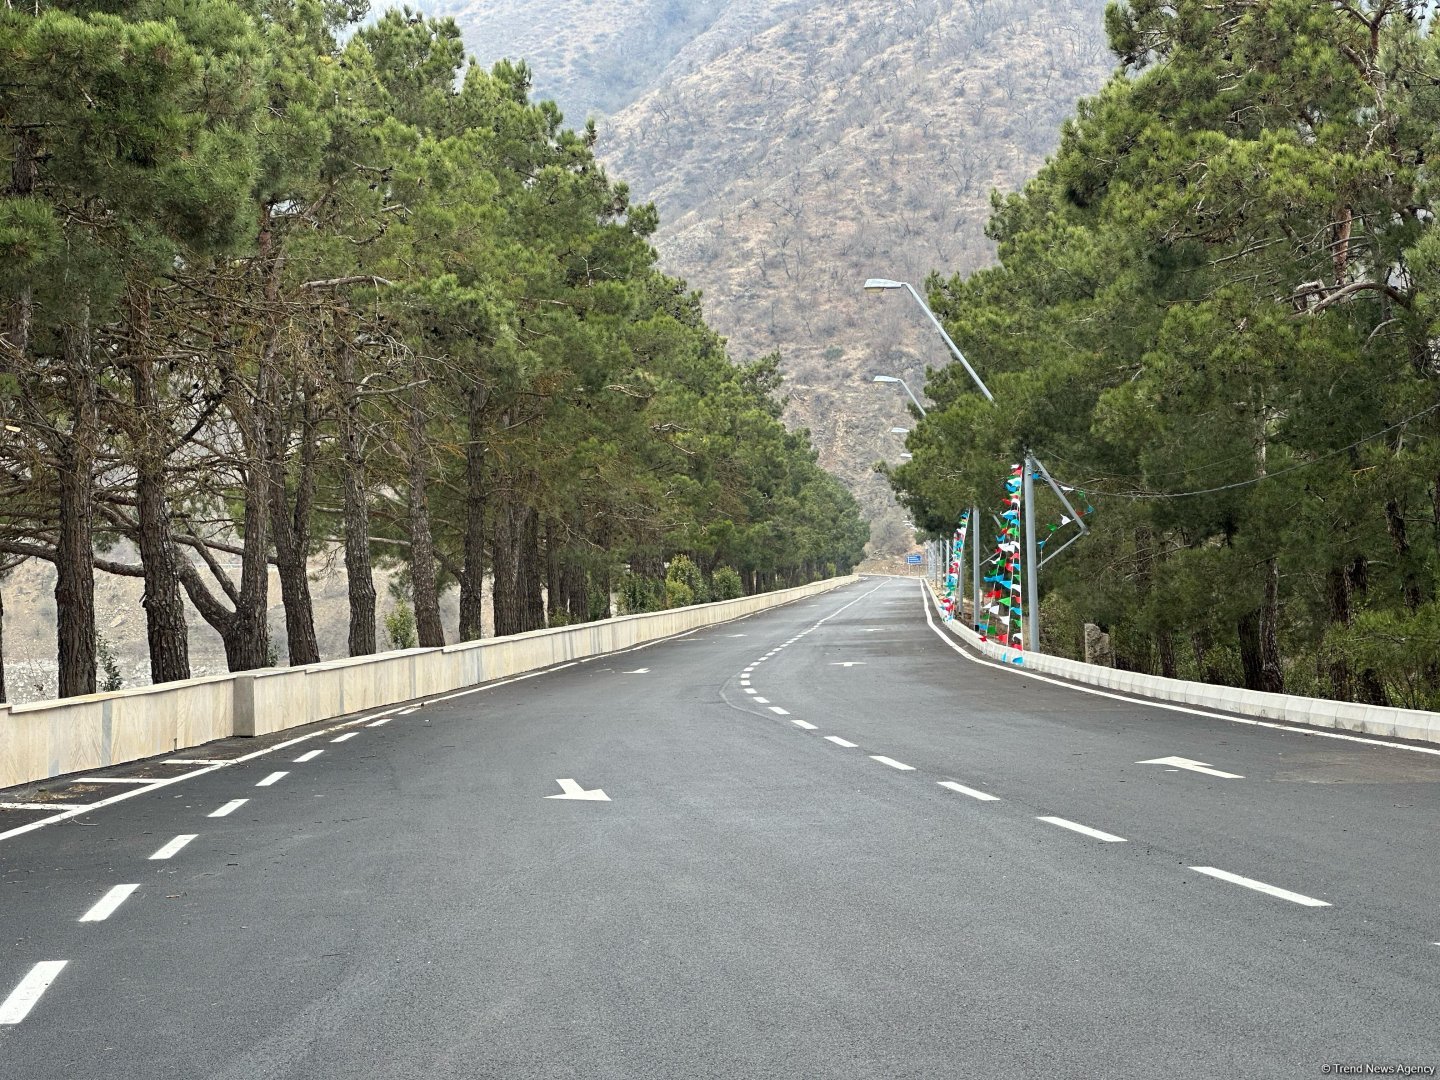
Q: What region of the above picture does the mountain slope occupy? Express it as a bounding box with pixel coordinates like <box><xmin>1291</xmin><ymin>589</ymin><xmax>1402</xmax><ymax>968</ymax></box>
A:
<box><xmin>595</xmin><ymin>0</ymin><xmax>1114</xmax><ymax>548</ymax></box>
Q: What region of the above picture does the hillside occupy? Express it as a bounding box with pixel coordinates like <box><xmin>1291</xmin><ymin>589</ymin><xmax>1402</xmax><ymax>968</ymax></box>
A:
<box><xmin>440</xmin><ymin>0</ymin><xmax>1115</xmax><ymax>550</ymax></box>
<box><xmin>601</xmin><ymin>0</ymin><xmax>1114</xmax><ymax>549</ymax></box>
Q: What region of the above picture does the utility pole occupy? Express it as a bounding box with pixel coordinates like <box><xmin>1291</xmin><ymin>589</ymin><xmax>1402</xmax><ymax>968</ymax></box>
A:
<box><xmin>1023</xmin><ymin>452</ymin><xmax>1040</xmax><ymax>653</ymax></box>
<box><xmin>971</xmin><ymin>504</ymin><xmax>981</xmax><ymax>631</ymax></box>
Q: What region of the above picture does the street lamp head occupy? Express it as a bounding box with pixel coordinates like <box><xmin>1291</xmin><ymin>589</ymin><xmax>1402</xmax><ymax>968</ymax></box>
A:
<box><xmin>864</xmin><ymin>278</ymin><xmax>906</xmax><ymax>290</ymax></box>
<box><xmin>890</xmin><ymin>426</ymin><xmax>909</xmax><ymax>434</ymax></box>
<box><xmin>900</xmin><ymin>453</ymin><xmax>913</xmax><ymax>460</ymax></box>
<box><xmin>872</xmin><ymin>375</ymin><xmax>900</xmax><ymax>383</ymax></box>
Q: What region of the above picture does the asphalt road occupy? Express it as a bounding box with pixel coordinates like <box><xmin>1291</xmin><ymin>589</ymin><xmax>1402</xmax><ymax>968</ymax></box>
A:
<box><xmin>2</xmin><ymin>576</ymin><xmax>1438</xmax><ymax>1079</ymax></box>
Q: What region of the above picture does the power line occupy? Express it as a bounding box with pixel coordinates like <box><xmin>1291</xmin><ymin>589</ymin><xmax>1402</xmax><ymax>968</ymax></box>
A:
<box><xmin>1044</xmin><ymin>400</ymin><xmax>1440</xmax><ymax>500</ymax></box>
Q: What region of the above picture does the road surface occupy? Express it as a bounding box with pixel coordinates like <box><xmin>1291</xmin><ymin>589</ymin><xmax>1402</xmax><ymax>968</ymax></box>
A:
<box><xmin>2</xmin><ymin>577</ymin><xmax>1437</xmax><ymax>1078</ymax></box>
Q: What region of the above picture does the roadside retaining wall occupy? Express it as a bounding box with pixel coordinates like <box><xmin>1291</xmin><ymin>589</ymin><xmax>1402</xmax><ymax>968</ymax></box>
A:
<box><xmin>926</xmin><ymin>584</ymin><xmax>1440</xmax><ymax>746</ymax></box>
<box><xmin>1</xmin><ymin>576</ymin><xmax>856</xmax><ymax>789</ymax></box>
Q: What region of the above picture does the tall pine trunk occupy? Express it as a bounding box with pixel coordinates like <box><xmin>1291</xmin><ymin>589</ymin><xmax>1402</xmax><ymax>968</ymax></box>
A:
<box><xmin>521</xmin><ymin>508</ymin><xmax>545</xmax><ymax>632</ymax></box>
<box><xmin>407</xmin><ymin>390</ymin><xmax>444</xmax><ymax>648</ymax></box>
<box><xmin>338</xmin><ymin>343</ymin><xmax>376</xmax><ymax>656</ymax></box>
<box><xmin>458</xmin><ymin>387</ymin><xmax>487</xmax><ymax>641</ymax></box>
<box><xmin>0</xmin><ymin>577</ymin><xmax>7</xmax><ymax>704</ymax></box>
<box><xmin>55</xmin><ymin>313</ymin><xmax>97</xmax><ymax>698</ymax></box>
<box><xmin>129</xmin><ymin>355</ymin><xmax>191</xmax><ymax>685</ymax></box>
<box><xmin>267</xmin><ymin>387</ymin><xmax>321</xmax><ymax>665</ymax></box>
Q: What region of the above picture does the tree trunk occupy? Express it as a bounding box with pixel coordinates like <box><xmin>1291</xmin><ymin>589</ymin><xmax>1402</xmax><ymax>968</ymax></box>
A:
<box><xmin>1259</xmin><ymin>556</ymin><xmax>1284</xmax><ymax>694</ymax></box>
<box><xmin>226</xmin><ymin>465</ymin><xmax>272</xmax><ymax>671</ymax></box>
<box><xmin>0</xmin><ymin>576</ymin><xmax>7</xmax><ymax>704</ymax></box>
<box><xmin>492</xmin><ymin>497</ymin><xmax>522</xmax><ymax>637</ymax></box>
<box><xmin>127</xmin><ymin>355</ymin><xmax>192</xmax><ymax>684</ymax></box>
<box><xmin>1346</xmin><ymin>555</ymin><xmax>1389</xmax><ymax>705</ymax></box>
<box><xmin>1237</xmin><ymin>609</ymin><xmax>1264</xmax><ymax>691</ymax></box>
<box><xmin>458</xmin><ymin>387</ymin><xmax>488</xmax><ymax>642</ymax></box>
<box><xmin>1384</xmin><ymin>497</ymin><xmax>1423</xmax><ymax>612</ymax></box>
<box><xmin>565</xmin><ymin>559</ymin><xmax>588</xmax><ymax>623</ymax></box>
<box><xmin>338</xmin><ymin>345</ymin><xmax>376</xmax><ymax>657</ymax></box>
<box><xmin>521</xmin><ymin>507</ymin><xmax>546</xmax><ymax>632</ymax></box>
<box><xmin>1324</xmin><ymin>564</ymin><xmax>1352</xmax><ymax>701</ymax></box>
<box><xmin>55</xmin><ymin>315</ymin><xmax>98</xmax><ymax>698</ymax></box>
<box><xmin>1156</xmin><ymin>629</ymin><xmax>1177</xmax><ymax>680</ymax></box>
<box><xmin>407</xmin><ymin>392</ymin><xmax>444</xmax><ymax>648</ymax></box>
<box><xmin>545</xmin><ymin>518</ymin><xmax>562</xmax><ymax>626</ymax></box>
<box><xmin>267</xmin><ymin>388</ymin><xmax>321</xmax><ymax>666</ymax></box>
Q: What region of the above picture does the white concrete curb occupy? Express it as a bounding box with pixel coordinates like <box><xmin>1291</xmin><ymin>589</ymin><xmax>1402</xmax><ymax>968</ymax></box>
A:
<box><xmin>0</xmin><ymin>577</ymin><xmax>857</xmax><ymax>789</ymax></box>
<box><xmin>925</xmin><ymin>583</ymin><xmax>1440</xmax><ymax>747</ymax></box>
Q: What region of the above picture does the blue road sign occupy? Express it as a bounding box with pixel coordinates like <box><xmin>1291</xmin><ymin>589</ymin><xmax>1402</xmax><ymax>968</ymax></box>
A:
<box><xmin>905</xmin><ymin>554</ymin><xmax>923</xmax><ymax>565</ymax></box>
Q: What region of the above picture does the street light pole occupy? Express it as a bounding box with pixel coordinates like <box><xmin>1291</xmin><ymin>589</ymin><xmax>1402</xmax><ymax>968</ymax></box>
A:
<box><xmin>864</xmin><ymin>279</ymin><xmax>995</xmax><ymax>403</ymax></box>
<box><xmin>872</xmin><ymin>374</ymin><xmax>927</xmax><ymax>416</ymax></box>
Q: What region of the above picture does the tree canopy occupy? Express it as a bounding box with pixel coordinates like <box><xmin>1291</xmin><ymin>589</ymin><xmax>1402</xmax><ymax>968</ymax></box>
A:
<box><xmin>890</xmin><ymin>0</ymin><xmax>1440</xmax><ymax>707</ymax></box>
<box><xmin>0</xmin><ymin>0</ymin><xmax>867</xmax><ymax>699</ymax></box>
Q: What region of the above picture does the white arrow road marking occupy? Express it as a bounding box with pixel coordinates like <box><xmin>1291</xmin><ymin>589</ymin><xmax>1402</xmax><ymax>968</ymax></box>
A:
<box><xmin>1190</xmin><ymin>866</ymin><xmax>1330</xmax><ymax>907</ymax></box>
<box><xmin>0</xmin><ymin>961</ymin><xmax>67</xmax><ymax>1024</ymax></box>
<box><xmin>830</xmin><ymin>662</ymin><xmax>866</xmax><ymax>667</ymax></box>
<box><xmin>1137</xmin><ymin>756</ymin><xmax>1244</xmax><ymax>779</ymax></box>
<box><xmin>624</xmin><ymin>668</ymin><xmax>650</xmax><ymax>674</ymax></box>
<box><xmin>545</xmin><ymin>779</ymin><xmax>610</xmax><ymax>802</ymax></box>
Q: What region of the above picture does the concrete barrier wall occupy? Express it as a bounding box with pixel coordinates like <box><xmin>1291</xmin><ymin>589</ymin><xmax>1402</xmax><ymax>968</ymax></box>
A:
<box><xmin>1</xmin><ymin>576</ymin><xmax>856</xmax><ymax>789</ymax></box>
<box><xmin>926</xmin><ymin>585</ymin><xmax>1440</xmax><ymax>746</ymax></box>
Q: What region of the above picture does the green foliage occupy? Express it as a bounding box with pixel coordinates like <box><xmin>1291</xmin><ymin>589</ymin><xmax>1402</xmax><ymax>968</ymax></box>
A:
<box><xmin>617</xmin><ymin>573</ymin><xmax>664</xmax><ymax>615</ymax></box>
<box><xmin>712</xmin><ymin>565</ymin><xmax>744</xmax><ymax>600</ymax></box>
<box><xmin>95</xmin><ymin>634</ymin><xmax>123</xmax><ymax>693</ymax></box>
<box><xmin>665</xmin><ymin>555</ymin><xmax>704</xmax><ymax>608</ymax></box>
<box><xmin>888</xmin><ymin>0</ymin><xmax>1440</xmax><ymax>705</ymax></box>
<box><xmin>385</xmin><ymin>605</ymin><xmax>418</xmax><ymax>650</ymax></box>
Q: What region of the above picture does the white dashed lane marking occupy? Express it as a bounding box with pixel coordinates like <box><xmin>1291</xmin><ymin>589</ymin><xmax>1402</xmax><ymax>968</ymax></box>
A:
<box><xmin>148</xmin><ymin>834</ymin><xmax>197</xmax><ymax>860</ymax></box>
<box><xmin>791</xmin><ymin>719</ymin><xmax>817</xmax><ymax>730</ymax></box>
<box><xmin>256</xmin><ymin>772</ymin><xmax>288</xmax><ymax>787</ymax></box>
<box><xmin>938</xmin><ymin>781</ymin><xmax>1000</xmax><ymax>802</ymax></box>
<box><xmin>294</xmin><ymin>749</ymin><xmax>324</xmax><ymax>762</ymax></box>
<box><xmin>0</xmin><ymin>961</ymin><xmax>67</xmax><ymax>1024</ymax></box>
<box><xmin>331</xmin><ymin>732</ymin><xmax>358</xmax><ymax>743</ymax></box>
<box><xmin>208</xmin><ymin>799</ymin><xmax>247</xmax><ymax>818</ymax></box>
<box><xmin>79</xmin><ymin>884</ymin><xmax>139</xmax><ymax>923</ymax></box>
<box><xmin>825</xmin><ymin>736</ymin><xmax>858</xmax><ymax>748</ymax></box>
<box><xmin>1038</xmin><ymin>816</ymin><xmax>1126</xmax><ymax>843</ymax></box>
<box><xmin>367</xmin><ymin>717</ymin><xmax>392</xmax><ymax>727</ymax></box>
<box><xmin>1190</xmin><ymin>866</ymin><xmax>1330</xmax><ymax>907</ymax></box>
<box><xmin>871</xmin><ymin>756</ymin><xmax>915</xmax><ymax>772</ymax></box>
<box><xmin>769</xmin><ymin>706</ymin><xmax>790</xmax><ymax>715</ymax></box>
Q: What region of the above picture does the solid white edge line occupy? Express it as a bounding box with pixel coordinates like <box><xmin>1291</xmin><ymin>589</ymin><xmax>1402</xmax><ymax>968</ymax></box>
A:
<box><xmin>0</xmin><ymin>961</ymin><xmax>68</xmax><ymax>1024</ymax></box>
<box><xmin>148</xmin><ymin>834</ymin><xmax>197</xmax><ymax>860</ymax></box>
<box><xmin>330</xmin><ymin>732</ymin><xmax>358</xmax><ymax>743</ymax></box>
<box><xmin>1190</xmin><ymin>866</ymin><xmax>1331</xmax><ymax>907</ymax></box>
<box><xmin>825</xmin><ymin>736</ymin><xmax>858</xmax><ymax>747</ymax></box>
<box><xmin>74</xmin><ymin>777</ymin><xmax>156</xmax><ymax>784</ymax></box>
<box><xmin>79</xmin><ymin>883</ymin><xmax>140</xmax><ymax>923</ymax></box>
<box><xmin>939</xmin><ymin>780</ymin><xmax>1000</xmax><ymax>802</ymax></box>
<box><xmin>917</xmin><ymin>581</ymin><xmax>1440</xmax><ymax>758</ymax></box>
<box><xmin>870</xmin><ymin>755</ymin><xmax>915</xmax><ymax>771</ymax></box>
<box><xmin>769</xmin><ymin>706</ymin><xmax>790</xmax><ymax>715</ymax></box>
<box><xmin>208</xmin><ymin>799</ymin><xmax>247</xmax><ymax>818</ymax></box>
<box><xmin>255</xmin><ymin>771</ymin><xmax>288</xmax><ymax>787</ymax></box>
<box><xmin>792</xmin><ymin>719</ymin><xmax>818</xmax><ymax>730</ymax></box>
<box><xmin>1038</xmin><ymin>816</ymin><xmax>1127</xmax><ymax>842</ymax></box>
